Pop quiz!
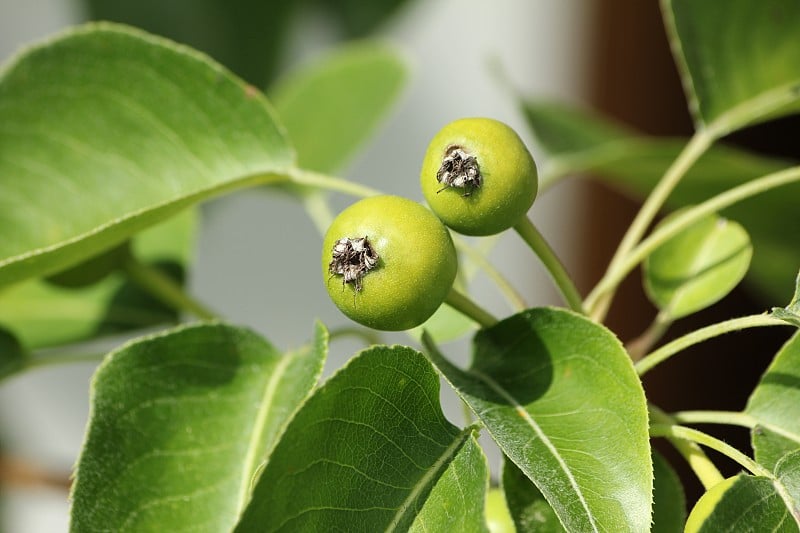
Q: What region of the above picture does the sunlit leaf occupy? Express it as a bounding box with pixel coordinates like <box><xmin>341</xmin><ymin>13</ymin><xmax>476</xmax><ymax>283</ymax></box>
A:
<box><xmin>235</xmin><ymin>345</ymin><xmax>489</xmax><ymax>532</ymax></box>
<box><xmin>425</xmin><ymin>307</ymin><xmax>652</xmax><ymax>531</ymax></box>
<box><xmin>663</xmin><ymin>0</ymin><xmax>800</xmax><ymax>135</ymax></box>
<box><xmin>746</xmin><ymin>332</ymin><xmax>800</xmax><ymax>470</ymax></box>
<box><xmin>0</xmin><ymin>23</ymin><xmax>294</xmax><ymax>288</ymax></box>
<box><xmin>644</xmin><ymin>211</ymin><xmax>752</xmax><ymax>319</ymax></box>
<box><xmin>270</xmin><ymin>41</ymin><xmax>406</xmax><ymax>174</ymax></box>
<box><xmin>70</xmin><ymin>322</ymin><xmax>326</xmax><ymax>531</ymax></box>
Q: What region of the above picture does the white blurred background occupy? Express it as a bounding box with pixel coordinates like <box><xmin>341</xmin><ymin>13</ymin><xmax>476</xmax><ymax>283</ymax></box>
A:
<box><xmin>0</xmin><ymin>0</ymin><xmax>594</xmax><ymax>530</ymax></box>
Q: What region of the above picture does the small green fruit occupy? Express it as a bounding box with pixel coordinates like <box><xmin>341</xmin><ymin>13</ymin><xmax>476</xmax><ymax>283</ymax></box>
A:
<box><xmin>322</xmin><ymin>195</ymin><xmax>457</xmax><ymax>331</ymax></box>
<box><xmin>420</xmin><ymin>117</ymin><xmax>538</xmax><ymax>236</ymax></box>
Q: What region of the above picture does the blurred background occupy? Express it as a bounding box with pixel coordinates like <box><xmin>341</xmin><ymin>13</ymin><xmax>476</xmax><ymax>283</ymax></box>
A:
<box><xmin>1</xmin><ymin>0</ymin><xmax>795</xmax><ymax>531</ymax></box>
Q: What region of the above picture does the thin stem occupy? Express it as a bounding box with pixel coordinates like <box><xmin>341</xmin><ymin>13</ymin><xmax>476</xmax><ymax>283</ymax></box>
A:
<box><xmin>123</xmin><ymin>256</ymin><xmax>218</xmax><ymax>321</ymax></box>
<box><xmin>513</xmin><ymin>217</ymin><xmax>584</xmax><ymax>313</ymax></box>
<box><xmin>636</xmin><ymin>314</ymin><xmax>788</xmax><ymax>376</ymax></box>
<box><xmin>454</xmin><ymin>239</ymin><xmax>527</xmax><ymax>311</ymax></box>
<box><xmin>650</xmin><ymin>423</ymin><xmax>772</xmax><ymax>478</ymax></box>
<box><xmin>587</xmin><ymin>164</ymin><xmax>800</xmax><ymax>313</ymax></box>
<box><xmin>649</xmin><ymin>405</ymin><xmax>724</xmax><ymax>490</ymax></box>
<box><xmin>587</xmin><ymin>132</ymin><xmax>713</xmax><ymax>319</ymax></box>
<box><xmin>444</xmin><ymin>288</ymin><xmax>498</xmax><ymax>329</ymax></box>
<box><xmin>671</xmin><ymin>410</ymin><xmax>757</xmax><ymax>429</ymax></box>
<box><xmin>625</xmin><ymin>311</ymin><xmax>672</xmax><ymax>361</ymax></box>
<box><xmin>328</xmin><ymin>326</ymin><xmax>382</xmax><ymax>347</ymax></box>
<box><xmin>288</xmin><ymin>167</ymin><xmax>382</xmax><ymax>198</ymax></box>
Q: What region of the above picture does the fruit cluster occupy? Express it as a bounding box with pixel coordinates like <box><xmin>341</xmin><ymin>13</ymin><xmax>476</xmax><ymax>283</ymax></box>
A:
<box><xmin>322</xmin><ymin>118</ymin><xmax>538</xmax><ymax>330</ymax></box>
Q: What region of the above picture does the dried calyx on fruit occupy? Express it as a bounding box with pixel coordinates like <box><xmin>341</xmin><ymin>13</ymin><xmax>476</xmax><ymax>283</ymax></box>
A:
<box><xmin>436</xmin><ymin>145</ymin><xmax>482</xmax><ymax>195</ymax></box>
<box><xmin>327</xmin><ymin>236</ymin><xmax>379</xmax><ymax>291</ymax></box>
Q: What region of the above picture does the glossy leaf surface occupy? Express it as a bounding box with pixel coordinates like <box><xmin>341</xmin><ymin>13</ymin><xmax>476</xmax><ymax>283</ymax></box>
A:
<box><xmin>746</xmin><ymin>332</ymin><xmax>800</xmax><ymax>470</ymax></box>
<box><xmin>70</xmin><ymin>323</ymin><xmax>326</xmax><ymax>532</ymax></box>
<box><xmin>270</xmin><ymin>42</ymin><xmax>406</xmax><ymax>174</ymax></box>
<box><xmin>664</xmin><ymin>0</ymin><xmax>800</xmax><ymax>134</ymax></box>
<box><xmin>426</xmin><ymin>308</ymin><xmax>652</xmax><ymax>532</ymax></box>
<box><xmin>236</xmin><ymin>345</ymin><xmax>488</xmax><ymax>532</ymax></box>
<box><xmin>0</xmin><ymin>23</ymin><xmax>293</xmax><ymax>288</ymax></box>
<box><xmin>644</xmin><ymin>212</ymin><xmax>751</xmax><ymax>319</ymax></box>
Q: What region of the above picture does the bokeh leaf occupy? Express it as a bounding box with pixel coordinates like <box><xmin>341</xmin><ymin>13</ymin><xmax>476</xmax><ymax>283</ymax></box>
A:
<box><xmin>0</xmin><ymin>23</ymin><xmax>294</xmax><ymax>288</ymax></box>
<box><xmin>644</xmin><ymin>211</ymin><xmax>752</xmax><ymax>319</ymax></box>
<box><xmin>746</xmin><ymin>332</ymin><xmax>800</xmax><ymax>470</ymax></box>
<box><xmin>86</xmin><ymin>0</ymin><xmax>299</xmax><ymax>87</ymax></box>
<box><xmin>523</xmin><ymin>101</ymin><xmax>800</xmax><ymax>303</ymax></box>
<box><xmin>684</xmin><ymin>475</ymin><xmax>799</xmax><ymax>532</ymax></box>
<box><xmin>652</xmin><ymin>450</ymin><xmax>686</xmax><ymax>533</ymax></box>
<box><xmin>235</xmin><ymin>345</ymin><xmax>489</xmax><ymax>532</ymax></box>
<box><xmin>70</xmin><ymin>322</ymin><xmax>326</xmax><ymax>532</ymax></box>
<box><xmin>425</xmin><ymin>307</ymin><xmax>652</xmax><ymax>532</ymax></box>
<box><xmin>663</xmin><ymin>0</ymin><xmax>800</xmax><ymax>135</ymax></box>
<box><xmin>270</xmin><ymin>41</ymin><xmax>406</xmax><ymax>174</ymax></box>
<box><xmin>0</xmin><ymin>210</ymin><xmax>195</xmax><ymax>350</ymax></box>
<box><xmin>0</xmin><ymin>326</ymin><xmax>27</xmax><ymax>381</ymax></box>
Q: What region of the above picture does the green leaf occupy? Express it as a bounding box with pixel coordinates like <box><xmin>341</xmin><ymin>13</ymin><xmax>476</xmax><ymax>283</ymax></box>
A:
<box><xmin>644</xmin><ymin>211</ymin><xmax>752</xmax><ymax>319</ymax></box>
<box><xmin>425</xmin><ymin>307</ymin><xmax>652</xmax><ymax>532</ymax></box>
<box><xmin>685</xmin><ymin>475</ymin><xmax>799</xmax><ymax>532</ymax></box>
<box><xmin>663</xmin><ymin>0</ymin><xmax>800</xmax><ymax>135</ymax></box>
<box><xmin>522</xmin><ymin>101</ymin><xmax>800</xmax><ymax>303</ymax></box>
<box><xmin>772</xmin><ymin>270</ymin><xmax>800</xmax><ymax>327</ymax></box>
<box><xmin>502</xmin><ymin>457</ymin><xmax>563</xmax><ymax>532</ymax></box>
<box><xmin>235</xmin><ymin>345</ymin><xmax>489</xmax><ymax>532</ymax></box>
<box><xmin>746</xmin><ymin>332</ymin><xmax>800</xmax><ymax>470</ymax></box>
<box><xmin>313</xmin><ymin>0</ymin><xmax>413</xmax><ymax>38</ymax></box>
<box><xmin>70</xmin><ymin>322</ymin><xmax>326</xmax><ymax>532</ymax></box>
<box><xmin>0</xmin><ymin>23</ymin><xmax>294</xmax><ymax>288</ymax></box>
<box><xmin>270</xmin><ymin>41</ymin><xmax>406</xmax><ymax>174</ymax></box>
<box><xmin>652</xmin><ymin>451</ymin><xmax>686</xmax><ymax>533</ymax></box>
<box><xmin>86</xmin><ymin>0</ymin><xmax>299</xmax><ymax>86</ymax></box>
<box><xmin>0</xmin><ymin>210</ymin><xmax>195</xmax><ymax>349</ymax></box>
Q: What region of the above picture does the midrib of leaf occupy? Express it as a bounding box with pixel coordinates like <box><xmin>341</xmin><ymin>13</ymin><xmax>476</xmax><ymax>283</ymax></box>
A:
<box><xmin>469</xmin><ymin>368</ymin><xmax>597</xmax><ymax>532</ymax></box>
<box><xmin>235</xmin><ymin>352</ymin><xmax>294</xmax><ymax>517</ymax></box>
<box><xmin>385</xmin><ymin>427</ymin><xmax>473</xmax><ymax>533</ymax></box>
<box><xmin>772</xmin><ymin>478</ymin><xmax>800</xmax><ymax>528</ymax></box>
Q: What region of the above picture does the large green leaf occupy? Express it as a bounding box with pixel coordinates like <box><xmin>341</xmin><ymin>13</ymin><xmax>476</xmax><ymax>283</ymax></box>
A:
<box><xmin>644</xmin><ymin>211</ymin><xmax>752</xmax><ymax>319</ymax></box>
<box><xmin>523</xmin><ymin>101</ymin><xmax>800</xmax><ymax>303</ymax></box>
<box><xmin>746</xmin><ymin>332</ymin><xmax>800</xmax><ymax>470</ymax></box>
<box><xmin>70</xmin><ymin>322</ymin><xmax>327</xmax><ymax>532</ymax></box>
<box><xmin>685</xmin><ymin>475</ymin><xmax>799</xmax><ymax>532</ymax></box>
<box><xmin>0</xmin><ymin>23</ymin><xmax>294</xmax><ymax>288</ymax></box>
<box><xmin>0</xmin><ymin>210</ymin><xmax>195</xmax><ymax>350</ymax></box>
<box><xmin>663</xmin><ymin>0</ymin><xmax>800</xmax><ymax>135</ymax></box>
<box><xmin>270</xmin><ymin>41</ymin><xmax>406</xmax><ymax>174</ymax></box>
<box><xmin>425</xmin><ymin>308</ymin><xmax>652</xmax><ymax>532</ymax></box>
<box><xmin>235</xmin><ymin>345</ymin><xmax>488</xmax><ymax>532</ymax></box>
